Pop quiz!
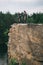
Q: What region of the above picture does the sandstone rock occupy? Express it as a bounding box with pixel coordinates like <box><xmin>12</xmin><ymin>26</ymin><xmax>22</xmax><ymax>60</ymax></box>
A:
<box><xmin>8</xmin><ymin>24</ymin><xmax>43</xmax><ymax>65</ymax></box>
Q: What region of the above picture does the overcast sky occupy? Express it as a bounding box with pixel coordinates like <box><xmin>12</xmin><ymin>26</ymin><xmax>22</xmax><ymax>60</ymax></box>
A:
<box><xmin>0</xmin><ymin>0</ymin><xmax>43</xmax><ymax>14</ymax></box>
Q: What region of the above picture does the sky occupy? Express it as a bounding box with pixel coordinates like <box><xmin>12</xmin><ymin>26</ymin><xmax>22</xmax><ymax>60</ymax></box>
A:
<box><xmin>0</xmin><ymin>0</ymin><xmax>43</xmax><ymax>14</ymax></box>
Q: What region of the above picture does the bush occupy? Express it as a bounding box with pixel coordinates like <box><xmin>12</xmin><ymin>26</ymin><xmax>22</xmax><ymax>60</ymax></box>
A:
<box><xmin>9</xmin><ymin>58</ymin><xmax>19</xmax><ymax>65</ymax></box>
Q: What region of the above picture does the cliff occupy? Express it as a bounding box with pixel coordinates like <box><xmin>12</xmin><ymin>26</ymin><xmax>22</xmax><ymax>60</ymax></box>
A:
<box><xmin>8</xmin><ymin>24</ymin><xmax>43</xmax><ymax>65</ymax></box>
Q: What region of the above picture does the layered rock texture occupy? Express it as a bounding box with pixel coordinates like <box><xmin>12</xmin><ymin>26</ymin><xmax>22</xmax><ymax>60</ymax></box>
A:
<box><xmin>8</xmin><ymin>24</ymin><xmax>43</xmax><ymax>65</ymax></box>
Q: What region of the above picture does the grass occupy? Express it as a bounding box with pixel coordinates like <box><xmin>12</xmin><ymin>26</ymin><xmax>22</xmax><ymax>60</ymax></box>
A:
<box><xmin>9</xmin><ymin>58</ymin><xmax>26</xmax><ymax>65</ymax></box>
<box><xmin>9</xmin><ymin>58</ymin><xmax>19</xmax><ymax>65</ymax></box>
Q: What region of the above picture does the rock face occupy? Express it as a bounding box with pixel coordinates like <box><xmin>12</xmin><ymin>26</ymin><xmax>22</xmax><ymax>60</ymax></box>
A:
<box><xmin>8</xmin><ymin>24</ymin><xmax>43</xmax><ymax>65</ymax></box>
